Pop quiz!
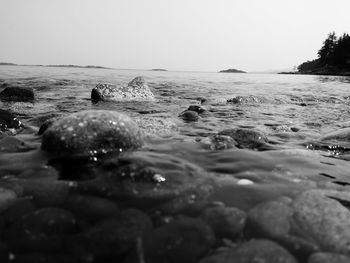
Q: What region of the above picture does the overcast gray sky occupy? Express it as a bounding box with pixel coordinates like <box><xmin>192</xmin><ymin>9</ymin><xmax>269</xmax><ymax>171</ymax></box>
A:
<box><xmin>0</xmin><ymin>0</ymin><xmax>349</xmax><ymax>72</ymax></box>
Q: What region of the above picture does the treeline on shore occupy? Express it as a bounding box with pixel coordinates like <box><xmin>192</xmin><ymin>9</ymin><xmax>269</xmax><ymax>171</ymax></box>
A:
<box><xmin>297</xmin><ymin>32</ymin><xmax>350</xmax><ymax>75</ymax></box>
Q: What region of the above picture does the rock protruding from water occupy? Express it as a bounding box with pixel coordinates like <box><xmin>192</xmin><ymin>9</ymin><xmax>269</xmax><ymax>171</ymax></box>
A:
<box><xmin>218</xmin><ymin>128</ymin><xmax>270</xmax><ymax>150</ymax></box>
<box><xmin>0</xmin><ymin>109</ymin><xmax>23</xmax><ymax>132</ymax></box>
<box><xmin>91</xmin><ymin>76</ymin><xmax>155</xmax><ymax>102</ymax></box>
<box><xmin>41</xmin><ymin>110</ymin><xmax>142</xmax><ymax>154</ymax></box>
<box><xmin>199</xmin><ymin>239</ymin><xmax>297</xmax><ymax>263</ymax></box>
<box><xmin>0</xmin><ymin>87</ymin><xmax>34</xmax><ymax>102</ymax></box>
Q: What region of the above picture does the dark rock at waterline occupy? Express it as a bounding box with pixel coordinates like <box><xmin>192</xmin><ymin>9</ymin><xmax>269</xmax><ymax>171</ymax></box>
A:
<box><xmin>308</xmin><ymin>252</ymin><xmax>350</xmax><ymax>263</ymax></box>
<box><xmin>200</xmin><ymin>134</ymin><xmax>236</xmax><ymax>150</ymax></box>
<box><xmin>320</xmin><ymin>127</ymin><xmax>350</xmax><ymax>142</ymax></box>
<box><xmin>91</xmin><ymin>76</ymin><xmax>155</xmax><ymax>102</ymax></box>
<box><xmin>0</xmin><ymin>109</ymin><xmax>23</xmax><ymax>131</ymax></box>
<box><xmin>0</xmin><ymin>87</ymin><xmax>34</xmax><ymax>102</ymax></box>
<box><xmin>76</xmin><ymin>151</ymin><xmax>214</xmax><ymax>211</ymax></box>
<box><xmin>227</xmin><ymin>95</ymin><xmax>267</xmax><ymax>104</ymax></box>
<box><xmin>187</xmin><ymin>105</ymin><xmax>210</xmax><ymax>115</ymax></box>
<box><xmin>41</xmin><ymin>110</ymin><xmax>142</xmax><ymax>154</ymax></box>
<box><xmin>126</xmin><ymin>217</ymin><xmax>215</xmax><ymax>263</ymax></box>
<box><xmin>201</xmin><ymin>206</ymin><xmax>246</xmax><ymax>240</ymax></box>
<box><xmin>218</xmin><ymin>128</ymin><xmax>269</xmax><ymax>150</ymax></box>
<box><xmin>179</xmin><ymin>110</ymin><xmax>199</xmax><ymax>122</ymax></box>
<box><xmin>67</xmin><ymin>209</ymin><xmax>152</xmax><ymax>260</ymax></box>
<box><xmin>199</xmin><ymin>239</ymin><xmax>297</xmax><ymax>263</ymax></box>
<box><xmin>38</xmin><ymin>117</ymin><xmax>59</xmax><ymax>135</ymax></box>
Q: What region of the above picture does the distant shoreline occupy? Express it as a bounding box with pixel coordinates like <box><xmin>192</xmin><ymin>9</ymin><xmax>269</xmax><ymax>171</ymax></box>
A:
<box><xmin>278</xmin><ymin>70</ymin><xmax>350</xmax><ymax>77</ymax></box>
<box><xmin>0</xmin><ymin>62</ymin><xmax>111</xmax><ymax>69</ymax></box>
<box><xmin>219</xmin><ymin>68</ymin><xmax>246</xmax><ymax>73</ymax></box>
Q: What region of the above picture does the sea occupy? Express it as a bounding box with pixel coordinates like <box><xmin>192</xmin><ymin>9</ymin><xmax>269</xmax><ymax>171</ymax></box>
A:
<box><xmin>1</xmin><ymin>65</ymin><xmax>350</xmax><ymax>260</ymax></box>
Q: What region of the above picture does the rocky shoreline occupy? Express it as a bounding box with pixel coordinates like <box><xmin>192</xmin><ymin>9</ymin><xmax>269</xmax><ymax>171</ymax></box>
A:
<box><xmin>1</xmin><ymin>76</ymin><xmax>350</xmax><ymax>262</ymax></box>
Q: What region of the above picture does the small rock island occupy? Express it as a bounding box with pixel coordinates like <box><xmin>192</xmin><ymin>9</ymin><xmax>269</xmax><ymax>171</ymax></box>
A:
<box><xmin>219</xmin><ymin>68</ymin><xmax>246</xmax><ymax>73</ymax></box>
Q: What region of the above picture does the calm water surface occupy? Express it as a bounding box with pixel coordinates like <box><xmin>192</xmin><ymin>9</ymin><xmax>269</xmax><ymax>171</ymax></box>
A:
<box><xmin>1</xmin><ymin>65</ymin><xmax>350</xmax><ymax>209</ymax></box>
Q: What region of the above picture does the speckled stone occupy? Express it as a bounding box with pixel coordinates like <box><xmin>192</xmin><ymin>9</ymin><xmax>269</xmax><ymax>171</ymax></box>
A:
<box><xmin>41</xmin><ymin>110</ymin><xmax>143</xmax><ymax>154</ymax></box>
<box><xmin>91</xmin><ymin>76</ymin><xmax>155</xmax><ymax>102</ymax></box>
<box><xmin>0</xmin><ymin>109</ymin><xmax>23</xmax><ymax>131</ymax></box>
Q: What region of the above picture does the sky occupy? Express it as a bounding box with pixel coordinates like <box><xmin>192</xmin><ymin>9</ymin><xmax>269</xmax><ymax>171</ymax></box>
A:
<box><xmin>0</xmin><ymin>0</ymin><xmax>349</xmax><ymax>72</ymax></box>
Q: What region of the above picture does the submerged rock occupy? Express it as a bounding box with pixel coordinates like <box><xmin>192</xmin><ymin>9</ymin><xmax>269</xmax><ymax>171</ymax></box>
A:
<box><xmin>0</xmin><ymin>109</ymin><xmax>23</xmax><ymax>131</ymax></box>
<box><xmin>127</xmin><ymin>217</ymin><xmax>215</xmax><ymax>263</ymax></box>
<box><xmin>67</xmin><ymin>209</ymin><xmax>152</xmax><ymax>259</ymax></box>
<box><xmin>0</xmin><ymin>87</ymin><xmax>34</xmax><ymax>102</ymax></box>
<box><xmin>308</xmin><ymin>252</ymin><xmax>350</xmax><ymax>263</ymax></box>
<box><xmin>199</xmin><ymin>239</ymin><xmax>297</xmax><ymax>263</ymax></box>
<box><xmin>41</xmin><ymin>110</ymin><xmax>142</xmax><ymax>154</ymax></box>
<box><xmin>218</xmin><ymin>128</ymin><xmax>270</xmax><ymax>150</ymax></box>
<box><xmin>292</xmin><ymin>189</ymin><xmax>350</xmax><ymax>255</ymax></box>
<box><xmin>320</xmin><ymin>127</ymin><xmax>350</xmax><ymax>142</ymax></box>
<box><xmin>201</xmin><ymin>206</ymin><xmax>246</xmax><ymax>240</ymax></box>
<box><xmin>77</xmin><ymin>151</ymin><xmax>214</xmax><ymax>211</ymax></box>
<box><xmin>0</xmin><ymin>187</ymin><xmax>17</xmax><ymax>212</ymax></box>
<box><xmin>0</xmin><ymin>136</ymin><xmax>33</xmax><ymax>152</ymax></box>
<box><xmin>91</xmin><ymin>76</ymin><xmax>155</xmax><ymax>102</ymax></box>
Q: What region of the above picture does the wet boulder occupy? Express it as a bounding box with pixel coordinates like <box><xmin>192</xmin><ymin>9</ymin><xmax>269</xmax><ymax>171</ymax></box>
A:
<box><xmin>0</xmin><ymin>87</ymin><xmax>34</xmax><ymax>102</ymax></box>
<box><xmin>199</xmin><ymin>239</ymin><xmax>297</xmax><ymax>263</ymax></box>
<box><xmin>91</xmin><ymin>76</ymin><xmax>155</xmax><ymax>102</ymax></box>
<box><xmin>41</xmin><ymin>110</ymin><xmax>142</xmax><ymax>154</ymax></box>
<box><xmin>218</xmin><ymin>128</ymin><xmax>270</xmax><ymax>150</ymax></box>
<box><xmin>201</xmin><ymin>206</ymin><xmax>246</xmax><ymax>240</ymax></box>
<box><xmin>0</xmin><ymin>109</ymin><xmax>23</xmax><ymax>131</ymax></box>
<box><xmin>127</xmin><ymin>217</ymin><xmax>215</xmax><ymax>263</ymax></box>
<box><xmin>38</xmin><ymin>117</ymin><xmax>59</xmax><ymax>135</ymax></box>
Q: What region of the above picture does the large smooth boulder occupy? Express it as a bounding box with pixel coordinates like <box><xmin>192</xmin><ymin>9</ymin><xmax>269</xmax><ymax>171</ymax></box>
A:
<box><xmin>41</xmin><ymin>110</ymin><xmax>142</xmax><ymax>154</ymax></box>
<box><xmin>91</xmin><ymin>76</ymin><xmax>155</xmax><ymax>102</ymax></box>
<box><xmin>0</xmin><ymin>87</ymin><xmax>34</xmax><ymax>102</ymax></box>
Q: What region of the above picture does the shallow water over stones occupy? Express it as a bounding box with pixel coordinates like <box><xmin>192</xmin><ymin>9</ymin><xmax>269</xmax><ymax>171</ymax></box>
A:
<box><xmin>0</xmin><ymin>66</ymin><xmax>350</xmax><ymax>262</ymax></box>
